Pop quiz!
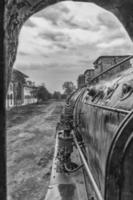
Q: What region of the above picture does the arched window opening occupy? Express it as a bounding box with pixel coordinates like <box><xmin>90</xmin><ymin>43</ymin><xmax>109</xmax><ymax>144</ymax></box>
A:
<box><xmin>6</xmin><ymin>2</ymin><xmax>133</xmax><ymax>200</ymax></box>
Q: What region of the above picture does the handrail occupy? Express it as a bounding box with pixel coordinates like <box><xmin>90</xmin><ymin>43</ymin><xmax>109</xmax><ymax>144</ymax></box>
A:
<box><xmin>90</xmin><ymin>55</ymin><xmax>133</xmax><ymax>84</ymax></box>
<box><xmin>72</xmin><ymin>131</ymin><xmax>104</xmax><ymax>200</ymax></box>
<box><xmin>85</xmin><ymin>102</ymin><xmax>129</xmax><ymax>115</ymax></box>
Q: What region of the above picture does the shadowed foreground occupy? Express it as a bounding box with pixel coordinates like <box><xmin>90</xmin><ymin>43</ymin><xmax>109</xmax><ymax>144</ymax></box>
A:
<box><xmin>7</xmin><ymin>101</ymin><xmax>64</xmax><ymax>200</ymax></box>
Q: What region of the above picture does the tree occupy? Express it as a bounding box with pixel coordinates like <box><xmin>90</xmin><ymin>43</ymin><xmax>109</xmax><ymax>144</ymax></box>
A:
<box><xmin>61</xmin><ymin>93</ymin><xmax>67</xmax><ymax>99</ymax></box>
<box><xmin>36</xmin><ymin>85</ymin><xmax>51</xmax><ymax>103</ymax></box>
<box><xmin>62</xmin><ymin>81</ymin><xmax>76</xmax><ymax>96</ymax></box>
<box><xmin>52</xmin><ymin>91</ymin><xmax>61</xmax><ymax>100</ymax></box>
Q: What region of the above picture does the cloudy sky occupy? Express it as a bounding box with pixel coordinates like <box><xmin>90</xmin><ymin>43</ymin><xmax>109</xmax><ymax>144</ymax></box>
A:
<box><xmin>14</xmin><ymin>1</ymin><xmax>133</xmax><ymax>92</ymax></box>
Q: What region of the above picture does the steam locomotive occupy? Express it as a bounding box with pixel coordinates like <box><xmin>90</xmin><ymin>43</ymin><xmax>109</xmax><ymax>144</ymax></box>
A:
<box><xmin>45</xmin><ymin>56</ymin><xmax>133</xmax><ymax>200</ymax></box>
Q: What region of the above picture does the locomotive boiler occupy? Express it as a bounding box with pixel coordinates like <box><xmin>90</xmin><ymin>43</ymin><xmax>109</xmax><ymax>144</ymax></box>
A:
<box><xmin>45</xmin><ymin>56</ymin><xmax>133</xmax><ymax>200</ymax></box>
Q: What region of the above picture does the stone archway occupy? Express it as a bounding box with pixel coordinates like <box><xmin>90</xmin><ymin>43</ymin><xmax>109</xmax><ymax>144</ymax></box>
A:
<box><xmin>5</xmin><ymin>0</ymin><xmax>133</xmax><ymax>91</ymax></box>
<box><xmin>2</xmin><ymin>1</ymin><xmax>133</xmax><ymax>199</ymax></box>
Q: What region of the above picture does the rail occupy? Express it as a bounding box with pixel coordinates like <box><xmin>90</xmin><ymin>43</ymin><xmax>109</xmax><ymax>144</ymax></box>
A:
<box><xmin>72</xmin><ymin>131</ymin><xmax>103</xmax><ymax>200</ymax></box>
<box><xmin>89</xmin><ymin>55</ymin><xmax>133</xmax><ymax>84</ymax></box>
<box><xmin>85</xmin><ymin>102</ymin><xmax>129</xmax><ymax>115</ymax></box>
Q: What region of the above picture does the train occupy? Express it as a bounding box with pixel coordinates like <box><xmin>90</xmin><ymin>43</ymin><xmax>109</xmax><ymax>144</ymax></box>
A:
<box><xmin>44</xmin><ymin>56</ymin><xmax>133</xmax><ymax>200</ymax></box>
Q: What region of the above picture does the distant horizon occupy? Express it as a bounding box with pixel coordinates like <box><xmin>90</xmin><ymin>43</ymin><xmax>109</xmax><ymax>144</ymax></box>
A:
<box><xmin>14</xmin><ymin>1</ymin><xmax>133</xmax><ymax>92</ymax></box>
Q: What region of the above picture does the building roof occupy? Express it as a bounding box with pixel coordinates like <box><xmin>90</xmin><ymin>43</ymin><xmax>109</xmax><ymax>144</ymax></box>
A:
<box><xmin>77</xmin><ymin>74</ymin><xmax>85</xmax><ymax>78</ymax></box>
<box><xmin>84</xmin><ymin>68</ymin><xmax>94</xmax><ymax>75</ymax></box>
<box><xmin>24</xmin><ymin>81</ymin><xmax>37</xmax><ymax>88</ymax></box>
<box><xmin>93</xmin><ymin>55</ymin><xmax>131</xmax><ymax>65</ymax></box>
<box><xmin>11</xmin><ymin>69</ymin><xmax>29</xmax><ymax>83</ymax></box>
<box><xmin>13</xmin><ymin>69</ymin><xmax>29</xmax><ymax>78</ymax></box>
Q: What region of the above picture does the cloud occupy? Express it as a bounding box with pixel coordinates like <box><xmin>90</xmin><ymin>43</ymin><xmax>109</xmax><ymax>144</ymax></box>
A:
<box><xmin>39</xmin><ymin>31</ymin><xmax>70</xmax><ymax>43</ymax></box>
<box><xmin>14</xmin><ymin>2</ymin><xmax>133</xmax><ymax>92</ymax></box>
<box><xmin>97</xmin><ymin>12</ymin><xmax>119</xmax><ymax>30</ymax></box>
<box><xmin>24</xmin><ymin>19</ymin><xmax>36</xmax><ymax>27</ymax></box>
<box><xmin>34</xmin><ymin>2</ymin><xmax>70</xmax><ymax>25</ymax></box>
<box><xmin>97</xmin><ymin>38</ymin><xmax>125</xmax><ymax>49</ymax></box>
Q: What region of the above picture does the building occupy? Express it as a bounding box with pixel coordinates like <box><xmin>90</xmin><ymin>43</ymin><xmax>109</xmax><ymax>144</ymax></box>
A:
<box><xmin>77</xmin><ymin>74</ymin><xmax>85</xmax><ymax>89</ymax></box>
<box><xmin>24</xmin><ymin>81</ymin><xmax>37</xmax><ymax>105</ymax></box>
<box><xmin>6</xmin><ymin>82</ymin><xmax>14</xmax><ymax>108</ymax></box>
<box><xmin>6</xmin><ymin>69</ymin><xmax>28</xmax><ymax>109</ymax></box>
<box><xmin>6</xmin><ymin>69</ymin><xmax>37</xmax><ymax>109</ymax></box>
<box><xmin>84</xmin><ymin>69</ymin><xmax>95</xmax><ymax>85</ymax></box>
<box><xmin>93</xmin><ymin>55</ymin><xmax>131</xmax><ymax>78</ymax></box>
<box><xmin>13</xmin><ymin>69</ymin><xmax>29</xmax><ymax>106</ymax></box>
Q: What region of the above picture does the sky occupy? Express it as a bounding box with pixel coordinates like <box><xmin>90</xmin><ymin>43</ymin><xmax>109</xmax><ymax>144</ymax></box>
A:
<box><xmin>14</xmin><ymin>1</ymin><xmax>133</xmax><ymax>92</ymax></box>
